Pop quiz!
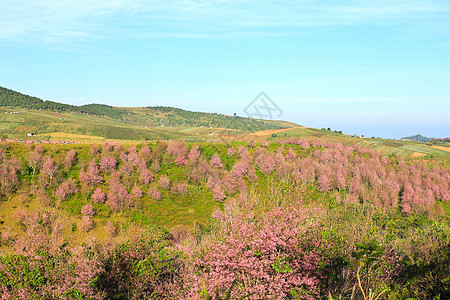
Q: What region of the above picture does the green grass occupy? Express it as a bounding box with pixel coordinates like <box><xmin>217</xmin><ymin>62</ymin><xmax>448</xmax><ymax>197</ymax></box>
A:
<box><xmin>268</xmin><ymin>127</ymin><xmax>360</xmax><ymax>145</ymax></box>
<box><xmin>0</xmin><ymin>107</ymin><xmax>289</xmax><ymax>143</ymax></box>
<box><xmin>0</xmin><ymin>108</ymin><xmax>202</xmax><ymax>142</ymax></box>
<box><xmin>357</xmin><ymin>140</ymin><xmax>415</xmax><ymax>158</ymax></box>
<box><xmin>136</xmin><ymin>186</ymin><xmax>219</xmax><ymax>228</ymax></box>
<box><xmin>401</xmin><ymin>144</ymin><xmax>450</xmax><ymax>156</ymax></box>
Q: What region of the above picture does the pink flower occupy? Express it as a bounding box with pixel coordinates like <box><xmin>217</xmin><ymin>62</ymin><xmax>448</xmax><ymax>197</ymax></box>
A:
<box><xmin>227</xmin><ymin>147</ymin><xmax>237</xmax><ymax>156</ymax></box>
<box><xmin>148</xmin><ymin>186</ymin><xmax>162</xmax><ymax>200</ymax></box>
<box><xmin>213</xmin><ymin>184</ymin><xmax>226</xmax><ymax>201</ymax></box>
<box><xmin>175</xmin><ymin>155</ymin><xmax>187</xmax><ymax>166</ymax></box>
<box><xmin>132</xmin><ymin>187</ymin><xmax>143</xmax><ymax>199</ymax></box>
<box><xmin>188</xmin><ymin>145</ymin><xmax>201</xmax><ymax>161</ymax></box>
<box><xmin>159</xmin><ymin>176</ymin><xmax>171</xmax><ymax>190</ymax></box>
<box><xmin>92</xmin><ymin>188</ymin><xmax>106</xmax><ymax>203</ymax></box>
<box><xmin>210</xmin><ymin>153</ymin><xmax>223</xmax><ymax>168</ymax></box>
<box><xmin>81</xmin><ymin>204</ymin><xmax>95</xmax><ymax>217</ymax></box>
<box><xmin>100</xmin><ymin>156</ymin><xmax>117</xmax><ymax>173</ymax></box>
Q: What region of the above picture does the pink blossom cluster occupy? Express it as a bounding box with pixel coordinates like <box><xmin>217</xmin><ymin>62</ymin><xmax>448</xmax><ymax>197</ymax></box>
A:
<box><xmin>190</xmin><ymin>204</ymin><xmax>327</xmax><ymax>299</ymax></box>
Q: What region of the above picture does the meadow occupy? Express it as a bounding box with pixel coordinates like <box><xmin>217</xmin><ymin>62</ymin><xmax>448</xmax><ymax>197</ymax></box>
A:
<box><xmin>0</xmin><ymin>137</ymin><xmax>449</xmax><ymax>299</ymax></box>
<box><xmin>2</xmin><ymin>106</ymin><xmax>449</xmax><ymax>165</ymax></box>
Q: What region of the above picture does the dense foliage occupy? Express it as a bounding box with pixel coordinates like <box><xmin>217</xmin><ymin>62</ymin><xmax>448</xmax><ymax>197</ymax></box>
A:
<box><xmin>0</xmin><ymin>86</ymin><xmax>132</xmax><ymax>120</ymax></box>
<box><xmin>0</xmin><ymin>138</ymin><xmax>449</xmax><ymax>299</ymax></box>
<box><xmin>146</xmin><ymin>106</ymin><xmax>285</xmax><ymax>131</ymax></box>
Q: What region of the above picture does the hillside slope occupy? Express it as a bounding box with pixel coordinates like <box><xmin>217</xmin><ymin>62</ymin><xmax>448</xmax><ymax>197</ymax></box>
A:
<box><xmin>0</xmin><ymin>86</ymin><xmax>294</xmax><ymax>131</ymax></box>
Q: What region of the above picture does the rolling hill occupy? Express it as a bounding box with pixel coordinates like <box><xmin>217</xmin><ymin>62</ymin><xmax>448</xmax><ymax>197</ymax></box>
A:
<box><xmin>1</xmin><ymin>86</ymin><xmax>449</xmax><ymax>163</ymax></box>
<box><xmin>0</xmin><ymin>86</ymin><xmax>295</xmax><ymax>131</ymax></box>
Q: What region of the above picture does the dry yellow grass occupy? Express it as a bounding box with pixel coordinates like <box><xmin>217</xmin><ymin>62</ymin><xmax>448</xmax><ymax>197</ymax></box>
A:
<box><xmin>409</xmin><ymin>152</ymin><xmax>428</xmax><ymax>158</ymax></box>
<box><xmin>432</xmin><ymin>146</ymin><xmax>450</xmax><ymax>153</ymax></box>
<box><xmin>32</xmin><ymin>132</ymin><xmax>145</xmax><ymax>145</ymax></box>
<box><xmin>251</xmin><ymin>127</ymin><xmax>300</xmax><ymax>136</ymax></box>
<box><xmin>14</xmin><ymin>125</ymin><xmax>36</xmax><ymax>132</ymax></box>
<box><xmin>35</xmin><ymin>132</ymin><xmax>105</xmax><ymax>142</ymax></box>
<box><xmin>0</xmin><ymin>193</ymin><xmax>131</xmax><ymax>254</ymax></box>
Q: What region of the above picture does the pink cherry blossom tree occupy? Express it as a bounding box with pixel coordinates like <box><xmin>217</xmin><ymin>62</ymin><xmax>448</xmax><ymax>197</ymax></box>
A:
<box><xmin>28</xmin><ymin>147</ymin><xmax>43</xmax><ymax>176</ymax></box>
<box><xmin>148</xmin><ymin>186</ymin><xmax>162</xmax><ymax>200</ymax></box>
<box><xmin>41</xmin><ymin>156</ymin><xmax>58</xmax><ymax>184</ymax></box>
<box><xmin>100</xmin><ymin>156</ymin><xmax>117</xmax><ymax>173</ymax></box>
<box><xmin>188</xmin><ymin>145</ymin><xmax>201</xmax><ymax>161</ymax></box>
<box><xmin>286</xmin><ymin>148</ymin><xmax>297</xmax><ymax>160</ymax></box>
<box><xmin>227</xmin><ymin>147</ymin><xmax>237</xmax><ymax>156</ymax></box>
<box><xmin>212</xmin><ymin>184</ymin><xmax>226</xmax><ymax>202</ymax></box>
<box><xmin>63</xmin><ymin>149</ymin><xmax>77</xmax><ymax>171</ymax></box>
<box><xmin>138</xmin><ymin>145</ymin><xmax>152</xmax><ymax>164</ymax></box>
<box><xmin>210</xmin><ymin>153</ymin><xmax>223</xmax><ymax>168</ymax></box>
<box><xmin>104</xmin><ymin>220</ymin><xmax>116</xmax><ymax>237</ymax></box>
<box><xmin>55</xmin><ymin>179</ymin><xmax>78</xmax><ymax>203</ymax></box>
<box><xmin>174</xmin><ymin>155</ymin><xmax>187</xmax><ymax>166</ymax></box>
<box><xmin>81</xmin><ymin>204</ymin><xmax>95</xmax><ymax>217</ymax></box>
<box><xmin>79</xmin><ymin>215</ymin><xmax>93</xmax><ymax>232</ymax></box>
<box><xmin>159</xmin><ymin>175</ymin><xmax>171</xmax><ymax>190</ymax></box>
<box><xmin>132</xmin><ymin>186</ymin><xmax>144</xmax><ymax>199</ymax></box>
<box><xmin>191</xmin><ymin>205</ymin><xmax>329</xmax><ymax>299</ymax></box>
<box><xmin>0</xmin><ymin>158</ymin><xmax>20</xmax><ymax>200</ymax></box>
<box><xmin>92</xmin><ymin>188</ymin><xmax>106</xmax><ymax>203</ymax></box>
<box><xmin>231</xmin><ymin>160</ymin><xmax>249</xmax><ymax>178</ymax></box>
<box><xmin>255</xmin><ymin>153</ymin><xmax>275</xmax><ymax>175</ymax></box>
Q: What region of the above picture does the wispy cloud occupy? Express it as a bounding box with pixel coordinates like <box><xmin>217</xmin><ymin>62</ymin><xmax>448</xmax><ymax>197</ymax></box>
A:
<box><xmin>1</xmin><ymin>0</ymin><xmax>449</xmax><ymax>42</ymax></box>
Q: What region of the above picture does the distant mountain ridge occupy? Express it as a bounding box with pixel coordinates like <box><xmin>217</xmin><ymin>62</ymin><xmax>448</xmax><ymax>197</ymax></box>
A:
<box><xmin>0</xmin><ymin>86</ymin><xmax>293</xmax><ymax>131</ymax></box>
<box><xmin>401</xmin><ymin>134</ymin><xmax>450</xmax><ymax>143</ymax></box>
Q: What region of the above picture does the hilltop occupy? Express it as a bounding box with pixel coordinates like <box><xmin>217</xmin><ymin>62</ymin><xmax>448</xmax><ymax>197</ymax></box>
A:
<box><xmin>0</xmin><ymin>86</ymin><xmax>294</xmax><ymax>131</ymax></box>
<box><xmin>401</xmin><ymin>134</ymin><xmax>433</xmax><ymax>143</ymax></box>
<box><xmin>402</xmin><ymin>134</ymin><xmax>450</xmax><ymax>144</ymax></box>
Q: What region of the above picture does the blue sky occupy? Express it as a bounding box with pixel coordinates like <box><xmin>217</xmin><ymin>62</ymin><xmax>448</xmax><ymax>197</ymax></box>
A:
<box><xmin>1</xmin><ymin>0</ymin><xmax>449</xmax><ymax>139</ymax></box>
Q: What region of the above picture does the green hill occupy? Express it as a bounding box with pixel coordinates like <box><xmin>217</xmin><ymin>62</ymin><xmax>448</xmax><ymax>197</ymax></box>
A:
<box><xmin>0</xmin><ymin>86</ymin><xmax>294</xmax><ymax>131</ymax></box>
<box><xmin>0</xmin><ymin>86</ymin><xmax>131</xmax><ymax>119</ymax></box>
<box><xmin>401</xmin><ymin>134</ymin><xmax>433</xmax><ymax>143</ymax></box>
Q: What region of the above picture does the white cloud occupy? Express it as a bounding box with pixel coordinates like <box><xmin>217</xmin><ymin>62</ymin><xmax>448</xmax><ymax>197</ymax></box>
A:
<box><xmin>1</xmin><ymin>0</ymin><xmax>449</xmax><ymax>42</ymax></box>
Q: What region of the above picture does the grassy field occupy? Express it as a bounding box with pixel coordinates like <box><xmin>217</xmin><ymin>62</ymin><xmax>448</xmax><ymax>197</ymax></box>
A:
<box><xmin>0</xmin><ymin>107</ymin><xmax>293</xmax><ymax>143</ymax></box>
<box><xmin>0</xmin><ymin>108</ymin><xmax>213</xmax><ymax>142</ymax></box>
<box><xmin>1</xmin><ymin>107</ymin><xmax>449</xmax><ymax>165</ymax></box>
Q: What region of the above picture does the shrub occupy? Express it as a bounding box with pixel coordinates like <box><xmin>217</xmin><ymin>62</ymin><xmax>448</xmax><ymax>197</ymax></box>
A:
<box><xmin>96</xmin><ymin>229</ymin><xmax>183</xmax><ymax>299</ymax></box>
<box><xmin>159</xmin><ymin>176</ymin><xmax>171</xmax><ymax>190</ymax></box>
<box><xmin>81</xmin><ymin>204</ymin><xmax>95</xmax><ymax>217</ymax></box>
<box><xmin>0</xmin><ymin>211</ymin><xmax>104</xmax><ymax>299</ymax></box>
<box><xmin>210</xmin><ymin>153</ymin><xmax>223</xmax><ymax>168</ymax></box>
<box><xmin>148</xmin><ymin>186</ymin><xmax>162</xmax><ymax>201</ymax></box>
<box><xmin>92</xmin><ymin>188</ymin><xmax>106</xmax><ymax>203</ymax></box>
<box><xmin>190</xmin><ymin>205</ymin><xmax>330</xmax><ymax>299</ymax></box>
<box><xmin>212</xmin><ymin>184</ymin><xmax>226</xmax><ymax>202</ymax></box>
